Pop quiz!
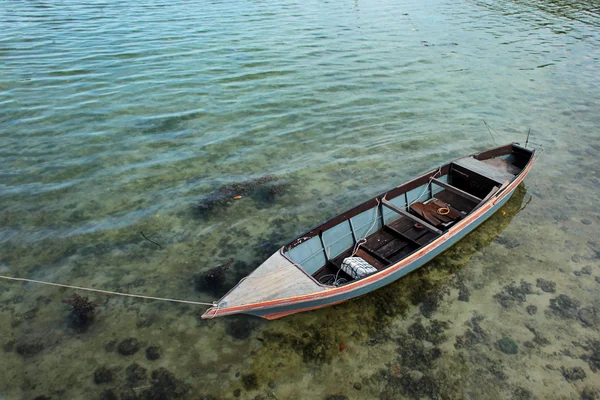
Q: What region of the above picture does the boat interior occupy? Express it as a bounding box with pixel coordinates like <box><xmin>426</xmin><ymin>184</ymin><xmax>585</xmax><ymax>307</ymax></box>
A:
<box><xmin>283</xmin><ymin>144</ymin><xmax>534</xmax><ymax>287</ymax></box>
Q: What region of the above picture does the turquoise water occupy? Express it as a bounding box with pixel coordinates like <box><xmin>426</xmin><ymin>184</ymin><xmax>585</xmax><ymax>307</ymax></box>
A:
<box><xmin>1</xmin><ymin>0</ymin><xmax>600</xmax><ymax>399</ymax></box>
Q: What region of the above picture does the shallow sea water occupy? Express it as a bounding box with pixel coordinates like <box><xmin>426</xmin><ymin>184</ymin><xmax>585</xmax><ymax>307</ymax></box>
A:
<box><xmin>1</xmin><ymin>0</ymin><xmax>600</xmax><ymax>399</ymax></box>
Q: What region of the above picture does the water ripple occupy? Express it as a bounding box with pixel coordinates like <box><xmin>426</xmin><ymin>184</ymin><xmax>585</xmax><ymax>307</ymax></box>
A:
<box><xmin>0</xmin><ymin>0</ymin><xmax>599</xmax><ymax>242</ymax></box>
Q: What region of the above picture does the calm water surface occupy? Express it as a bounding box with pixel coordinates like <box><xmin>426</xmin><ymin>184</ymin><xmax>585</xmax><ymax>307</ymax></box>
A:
<box><xmin>1</xmin><ymin>0</ymin><xmax>600</xmax><ymax>399</ymax></box>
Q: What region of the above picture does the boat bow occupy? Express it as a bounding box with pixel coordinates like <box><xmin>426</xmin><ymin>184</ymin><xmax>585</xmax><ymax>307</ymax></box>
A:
<box><xmin>201</xmin><ymin>251</ymin><xmax>326</xmax><ymax>318</ymax></box>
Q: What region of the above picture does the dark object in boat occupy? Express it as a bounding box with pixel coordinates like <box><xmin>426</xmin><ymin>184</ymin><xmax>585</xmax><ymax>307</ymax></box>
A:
<box><xmin>62</xmin><ymin>293</ymin><xmax>98</xmax><ymax>330</ymax></box>
<box><xmin>202</xmin><ymin>143</ymin><xmax>536</xmax><ymax>320</ymax></box>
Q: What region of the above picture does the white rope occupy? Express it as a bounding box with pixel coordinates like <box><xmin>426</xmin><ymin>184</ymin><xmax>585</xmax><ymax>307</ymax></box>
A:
<box><xmin>406</xmin><ymin>166</ymin><xmax>442</xmax><ymax>209</ymax></box>
<box><xmin>351</xmin><ymin>198</ymin><xmax>381</xmax><ymax>258</ymax></box>
<box><xmin>0</xmin><ymin>275</ymin><xmax>216</xmax><ymax>307</ymax></box>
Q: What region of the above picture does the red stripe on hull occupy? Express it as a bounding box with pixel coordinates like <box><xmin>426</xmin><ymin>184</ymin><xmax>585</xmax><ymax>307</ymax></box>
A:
<box><xmin>261</xmin><ymin>299</ymin><xmax>348</xmax><ymax>320</ymax></box>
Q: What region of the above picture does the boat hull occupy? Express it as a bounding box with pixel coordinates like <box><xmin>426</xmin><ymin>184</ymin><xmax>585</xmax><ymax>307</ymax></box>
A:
<box><xmin>201</xmin><ymin>148</ymin><xmax>534</xmax><ymax>320</ymax></box>
<box><xmin>248</xmin><ymin>186</ymin><xmax>516</xmax><ymax>319</ymax></box>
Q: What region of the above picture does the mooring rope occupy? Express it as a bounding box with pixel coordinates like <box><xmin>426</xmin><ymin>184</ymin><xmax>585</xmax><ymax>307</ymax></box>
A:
<box><xmin>0</xmin><ymin>275</ymin><xmax>216</xmax><ymax>307</ymax></box>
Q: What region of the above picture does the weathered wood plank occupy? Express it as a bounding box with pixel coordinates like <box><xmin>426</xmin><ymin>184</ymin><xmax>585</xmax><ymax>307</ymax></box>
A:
<box><xmin>431</xmin><ymin>178</ymin><xmax>482</xmax><ymax>204</ymax></box>
<box><xmin>220</xmin><ymin>252</ymin><xmax>325</xmax><ymax>307</ymax></box>
<box><xmin>453</xmin><ymin>157</ymin><xmax>515</xmax><ymax>184</ymax></box>
<box><xmin>382</xmin><ymin>198</ymin><xmax>443</xmax><ymax>235</ymax></box>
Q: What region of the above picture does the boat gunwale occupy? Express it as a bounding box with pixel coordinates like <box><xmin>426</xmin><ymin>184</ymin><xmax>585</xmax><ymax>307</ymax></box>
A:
<box><xmin>283</xmin><ymin>142</ymin><xmax>515</xmax><ymax>252</ymax></box>
<box><xmin>203</xmin><ymin>143</ymin><xmax>534</xmax><ymax>318</ymax></box>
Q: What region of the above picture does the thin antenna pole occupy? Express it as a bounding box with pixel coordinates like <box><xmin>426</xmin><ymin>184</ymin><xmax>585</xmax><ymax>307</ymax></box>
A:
<box><xmin>525</xmin><ymin>128</ymin><xmax>530</xmax><ymax>148</ymax></box>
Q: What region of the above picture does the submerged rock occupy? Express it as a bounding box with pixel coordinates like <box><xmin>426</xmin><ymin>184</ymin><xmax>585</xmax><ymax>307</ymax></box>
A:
<box><xmin>526</xmin><ymin>305</ymin><xmax>537</xmax><ymax>315</ymax></box>
<box><xmin>324</xmin><ymin>395</ymin><xmax>348</xmax><ymax>400</ymax></box>
<box><xmin>549</xmin><ymin>294</ymin><xmax>580</xmax><ymax>319</ymax></box>
<box><xmin>15</xmin><ymin>339</ymin><xmax>44</xmax><ymax>357</ymax></box>
<box><xmin>495</xmin><ymin>337</ymin><xmax>518</xmax><ymax>355</ymax></box>
<box><xmin>126</xmin><ymin>363</ymin><xmax>147</xmax><ymax>383</ymax></box>
<box><xmin>118</xmin><ymin>338</ymin><xmax>142</xmax><ymax>356</ymax></box>
<box><xmin>61</xmin><ymin>293</ymin><xmax>98</xmax><ymax>331</ymax></box>
<box><xmin>536</xmin><ymin>278</ymin><xmax>556</xmax><ymax>293</ymax></box>
<box><xmin>512</xmin><ymin>387</ymin><xmax>533</xmax><ymax>400</ymax></box>
<box><xmin>581</xmin><ymin>340</ymin><xmax>600</xmax><ymax>372</ymax></box>
<box><xmin>100</xmin><ymin>389</ymin><xmax>118</xmax><ymax>400</ymax></box>
<box><xmin>578</xmin><ymin>307</ymin><xmax>599</xmax><ymax>328</ymax></box>
<box><xmin>562</xmin><ymin>366</ymin><xmax>586</xmax><ymax>382</ymax></box>
<box><xmin>119</xmin><ymin>388</ymin><xmax>138</xmax><ymax>400</ymax></box>
<box><xmin>580</xmin><ymin>386</ymin><xmax>600</xmax><ymax>400</ymax></box>
<box><xmin>136</xmin><ymin>313</ymin><xmax>156</xmax><ymax>328</ymax></box>
<box><xmin>225</xmin><ymin>315</ymin><xmax>260</xmax><ymax>341</ymax></box>
<box><xmin>93</xmin><ymin>366</ymin><xmax>114</xmax><ymax>384</ymax></box>
<box><xmin>242</xmin><ymin>373</ymin><xmax>259</xmax><ymax>390</ymax></box>
<box><xmin>146</xmin><ymin>346</ymin><xmax>161</xmax><ymax>361</ymax></box>
<box><xmin>194</xmin><ymin>258</ymin><xmax>234</xmax><ymax>297</ymax></box>
<box><xmin>139</xmin><ymin>368</ymin><xmax>190</xmax><ymax>400</ymax></box>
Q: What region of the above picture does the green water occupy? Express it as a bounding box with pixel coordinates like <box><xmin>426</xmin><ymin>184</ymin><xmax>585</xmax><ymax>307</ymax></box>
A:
<box><xmin>1</xmin><ymin>0</ymin><xmax>600</xmax><ymax>398</ymax></box>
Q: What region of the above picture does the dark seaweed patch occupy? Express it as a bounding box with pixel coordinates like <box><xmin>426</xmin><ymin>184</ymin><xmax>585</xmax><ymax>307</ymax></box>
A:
<box><xmin>373</xmin><ymin>366</ymin><xmax>449</xmax><ymax>400</ymax></box>
<box><xmin>15</xmin><ymin>338</ymin><xmax>44</xmax><ymax>357</ymax></box>
<box><xmin>581</xmin><ymin>387</ymin><xmax>600</xmax><ymax>400</ymax></box>
<box><xmin>548</xmin><ymin>294</ymin><xmax>580</xmax><ymax>319</ymax></box>
<box><xmin>580</xmin><ymin>340</ymin><xmax>600</xmax><ymax>372</ymax></box>
<box><xmin>93</xmin><ymin>367</ymin><xmax>114</xmax><ymax>384</ymax></box>
<box><xmin>495</xmin><ymin>337</ymin><xmax>518</xmax><ymax>355</ymax></box>
<box><xmin>455</xmin><ymin>314</ymin><xmax>488</xmax><ymax>349</ymax></box>
<box><xmin>194</xmin><ymin>258</ymin><xmax>235</xmax><ymax>297</ymax></box>
<box><xmin>493</xmin><ymin>280</ymin><xmax>535</xmax><ymax>308</ymax></box>
<box><xmin>139</xmin><ymin>368</ymin><xmax>190</xmax><ymax>400</ymax></box>
<box><xmin>146</xmin><ymin>346</ymin><xmax>161</xmax><ymax>361</ymax></box>
<box><xmin>192</xmin><ymin>175</ymin><xmax>289</xmax><ymax>217</ymax></box>
<box><xmin>395</xmin><ymin>333</ymin><xmax>442</xmax><ymax>371</ymax></box>
<box><xmin>512</xmin><ymin>387</ymin><xmax>533</xmax><ymax>400</ymax></box>
<box><xmin>562</xmin><ymin>366</ymin><xmax>586</xmax><ymax>382</ymax></box>
<box><xmin>241</xmin><ymin>373</ymin><xmax>259</xmax><ymax>390</ymax></box>
<box><xmin>126</xmin><ymin>363</ymin><xmax>147</xmax><ymax>383</ymax></box>
<box><xmin>61</xmin><ymin>293</ymin><xmax>98</xmax><ymax>331</ymax></box>
<box><xmin>224</xmin><ymin>315</ymin><xmax>262</xmax><ymax>341</ymax></box>
<box><xmin>536</xmin><ymin>278</ymin><xmax>556</xmax><ymax>293</ymax></box>
<box><xmin>578</xmin><ymin>306</ymin><xmax>599</xmax><ymax>328</ymax></box>
<box><xmin>117</xmin><ymin>338</ymin><xmax>142</xmax><ymax>356</ymax></box>
<box><xmin>525</xmin><ymin>323</ymin><xmax>550</xmax><ymax>346</ymax></box>
<box><xmin>407</xmin><ymin>319</ymin><xmax>450</xmax><ymax>345</ymax></box>
<box><xmin>100</xmin><ymin>389</ymin><xmax>118</xmax><ymax>400</ymax></box>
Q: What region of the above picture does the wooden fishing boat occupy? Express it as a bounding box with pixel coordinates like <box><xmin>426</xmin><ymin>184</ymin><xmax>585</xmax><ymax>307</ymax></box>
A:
<box><xmin>202</xmin><ymin>143</ymin><xmax>535</xmax><ymax>320</ymax></box>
